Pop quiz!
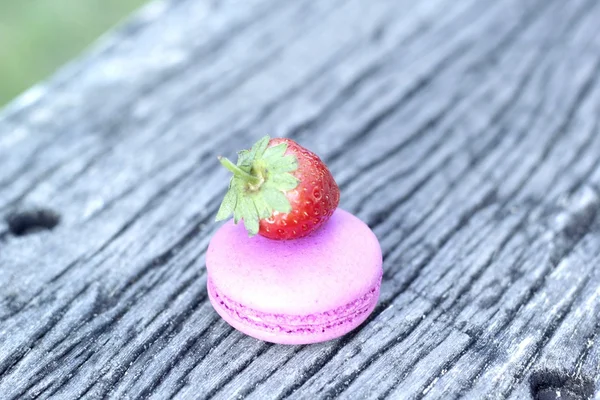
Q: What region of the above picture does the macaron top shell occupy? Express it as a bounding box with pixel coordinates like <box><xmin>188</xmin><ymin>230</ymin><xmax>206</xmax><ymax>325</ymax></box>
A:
<box><xmin>206</xmin><ymin>209</ymin><xmax>382</xmax><ymax>316</ymax></box>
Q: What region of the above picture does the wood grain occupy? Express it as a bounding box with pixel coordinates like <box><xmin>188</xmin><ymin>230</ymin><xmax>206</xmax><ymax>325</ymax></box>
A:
<box><xmin>1</xmin><ymin>0</ymin><xmax>600</xmax><ymax>398</ymax></box>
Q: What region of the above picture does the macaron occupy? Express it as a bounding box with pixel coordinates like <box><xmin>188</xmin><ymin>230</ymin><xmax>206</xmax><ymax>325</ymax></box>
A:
<box><xmin>206</xmin><ymin>208</ymin><xmax>382</xmax><ymax>345</ymax></box>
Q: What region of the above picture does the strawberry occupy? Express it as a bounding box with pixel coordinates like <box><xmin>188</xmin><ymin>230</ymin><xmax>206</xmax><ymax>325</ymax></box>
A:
<box><xmin>216</xmin><ymin>135</ymin><xmax>340</xmax><ymax>239</ymax></box>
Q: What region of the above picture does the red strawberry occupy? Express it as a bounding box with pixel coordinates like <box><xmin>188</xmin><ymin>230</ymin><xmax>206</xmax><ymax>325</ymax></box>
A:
<box><xmin>216</xmin><ymin>136</ymin><xmax>340</xmax><ymax>239</ymax></box>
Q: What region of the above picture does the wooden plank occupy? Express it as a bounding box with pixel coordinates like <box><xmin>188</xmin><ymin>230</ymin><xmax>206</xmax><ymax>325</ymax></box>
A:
<box><xmin>1</xmin><ymin>0</ymin><xmax>600</xmax><ymax>398</ymax></box>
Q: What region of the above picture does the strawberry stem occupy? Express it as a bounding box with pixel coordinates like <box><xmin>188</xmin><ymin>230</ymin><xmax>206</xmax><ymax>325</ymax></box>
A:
<box><xmin>218</xmin><ymin>156</ymin><xmax>261</xmax><ymax>185</ymax></box>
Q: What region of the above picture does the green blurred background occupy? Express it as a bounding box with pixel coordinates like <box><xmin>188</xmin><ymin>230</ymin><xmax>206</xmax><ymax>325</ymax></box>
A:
<box><xmin>0</xmin><ymin>0</ymin><xmax>150</xmax><ymax>106</ymax></box>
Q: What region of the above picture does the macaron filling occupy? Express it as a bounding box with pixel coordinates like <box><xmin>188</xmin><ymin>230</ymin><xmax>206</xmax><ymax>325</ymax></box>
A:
<box><xmin>208</xmin><ymin>276</ymin><xmax>382</xmax><ymax>335</ymax></box>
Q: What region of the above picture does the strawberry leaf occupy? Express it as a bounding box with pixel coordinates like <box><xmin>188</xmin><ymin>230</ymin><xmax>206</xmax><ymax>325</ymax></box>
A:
<box><xmin>250</xmin><ymin>135</ymin><xmax>270</xmax><ymax>159</ymax></box>
<box><xmin>240</xmin><ymin>196</ymin><xmax>259</xmax><ymax>236</ymax></box>
<box><xmin>263</xmin><ymin>187</ymin><xmax>292</xmax><ymax>213</ymax></box>
<box><xmin>262</xmin><ymin>143</ymin><xmax>287</xmax><ymax>163</ymax></box>
<box><xmin>215</xmin><ymin>186</ymin><xmax>237</xmax><ymax>221</ymax></box>
<box><xmin>246</xmin><ymin>135</ymin><xmax>269</xmax><ymax>165</ymax></box>
<box><xmin>237</xmin><ymin>149</ymin><xmax>252</xmax><ymax>171</ymax></box>
<box><xmin>232</xmin><ymin>178</ymin><xmax>245</xmax><ymax>223</ymax></box>
<box><xmin>266</xmin><ymin>173</ymin><xmax>298</xmax><ymax>191</ymax></box>
<box><xmin>253</xmin><ymin>194</ymin><xmax>272</xmax><ymax>219</ymax></box>
<box><xmin>269</xmin><ymin>155</ymin><xmax>298</xmax><ymax>173</ymax></box>
<box><xmin>233</xmin><ymin>200</ymin><xmax>243</xmax><ymax>224</ymax></box>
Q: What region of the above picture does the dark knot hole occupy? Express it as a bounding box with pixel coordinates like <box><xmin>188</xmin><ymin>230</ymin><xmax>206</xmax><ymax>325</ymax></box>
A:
<box><xmin>530</xmin><ymin>370</ymin><xmax>593</xmax><ymax>400</ymax></box>
<box><xmin>6</xmin><ymin>209</ymin><xmax>61</xmax><ymax>236</ymax></box>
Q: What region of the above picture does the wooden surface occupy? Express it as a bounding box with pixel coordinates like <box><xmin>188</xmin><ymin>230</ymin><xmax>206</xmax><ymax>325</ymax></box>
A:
<box><xmin>1</xmin><ymin>0</ymin><xmax>600</xmax><ymax>398</ymax></box>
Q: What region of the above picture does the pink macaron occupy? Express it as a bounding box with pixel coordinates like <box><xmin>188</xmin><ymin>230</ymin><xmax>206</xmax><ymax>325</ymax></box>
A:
<box><xmin>206</xmin><ymin>208</ymin><xmax>382</xmax><ymax>345</ymax></box>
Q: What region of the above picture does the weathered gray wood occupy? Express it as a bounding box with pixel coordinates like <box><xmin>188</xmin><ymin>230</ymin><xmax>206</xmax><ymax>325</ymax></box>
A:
<box><xmin>1</xmin><ymin>0</ymin><xmax>600</xmax><ymax>398</ymax></box>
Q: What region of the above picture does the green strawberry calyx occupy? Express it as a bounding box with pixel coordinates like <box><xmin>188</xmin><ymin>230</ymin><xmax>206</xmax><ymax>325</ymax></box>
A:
<box><xmin>215</xmin><ymin>135</ymin><xmax>299</xmax><ymax>236</ymax></box>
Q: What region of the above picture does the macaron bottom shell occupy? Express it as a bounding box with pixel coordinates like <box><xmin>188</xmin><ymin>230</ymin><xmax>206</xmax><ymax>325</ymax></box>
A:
<box><xmin>207</xmin><ymin>277</ymin><xmax>381</xmax><ymax>345</ymax></box>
